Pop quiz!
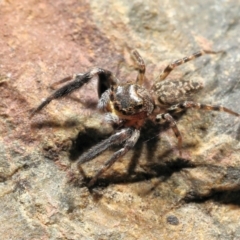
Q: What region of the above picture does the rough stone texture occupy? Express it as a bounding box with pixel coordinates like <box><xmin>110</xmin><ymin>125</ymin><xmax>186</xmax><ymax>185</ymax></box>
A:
<box><xmin>1</xmin><ymin>0</ymin><xmax>240</xmax><ymax>239</ymax></box>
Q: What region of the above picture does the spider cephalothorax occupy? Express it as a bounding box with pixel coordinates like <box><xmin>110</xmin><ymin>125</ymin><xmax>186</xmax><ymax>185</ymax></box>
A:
<box><xmin>30</xmin><ymin>49</ymin><xmax>239</xmax><ymax>187</ymax></box>
<box><xmin>111</xmin><ymin>84</ymin><xmax>154</xmax><ymax>116</ymax></box>
<box><xmin>104</xmin><ymin>84</ymin><xmax>155</xmax><ymax>129</ymax></box>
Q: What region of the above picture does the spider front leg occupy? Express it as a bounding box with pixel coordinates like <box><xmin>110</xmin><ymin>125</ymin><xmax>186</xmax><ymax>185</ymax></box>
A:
<box><xmin>30</xmin><ymin>68</ymin><xmax>119</xmax><ymax>117</ymax></box>
<box><xmin>156</xmin><ymin>113</ymin><xmax>183</xmax><ymax>156</ymax></box>
<box><xmin>77</xmin><ymin>128</ymin><xmax>140</xmax><ymax>187</ymax></box>
<box><xmin>159</xmin><ymin>50</ymin><xmax>219</xmax><ymax>81</ymax></box>
<box><xmin>167</xmin><ymin>101</ymin><xmax>240</xmax><ymax>117</ymax></box>
<box><xmin>132</xmin><ymin>50</ymin><xmax>146</xmax><ymax>85</ymax></box>
<box><xmin>50</xmin><ymin>74</ymin><xmax>84</xmax><ymax>90</ymax></box>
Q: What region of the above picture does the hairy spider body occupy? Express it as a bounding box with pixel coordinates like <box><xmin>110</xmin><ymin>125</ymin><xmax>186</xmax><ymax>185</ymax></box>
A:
<box><xmin>31</xmin><ymin>49</ymin><xmax>239</xmax><ymax>187</ymax></box>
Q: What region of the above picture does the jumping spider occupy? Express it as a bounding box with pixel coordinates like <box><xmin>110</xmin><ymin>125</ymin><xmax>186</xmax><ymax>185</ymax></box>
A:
<box><xmin>31</xmin><ymin>49</ymin><xmax>239</xmax><ymax>187</ymax></box>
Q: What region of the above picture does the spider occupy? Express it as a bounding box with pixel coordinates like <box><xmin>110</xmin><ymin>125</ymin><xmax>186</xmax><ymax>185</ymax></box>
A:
<box><xmin>30</xmin><ymin>49</ymin><xmax>239</xmax><ymax>187</ymax></box>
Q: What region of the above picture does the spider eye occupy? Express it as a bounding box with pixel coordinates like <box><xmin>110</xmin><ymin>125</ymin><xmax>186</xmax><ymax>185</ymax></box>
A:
<box><xmin>114</xmin><ymin>102</ymin><xmax>121</xmax><ymax>110</ymax></box>
<box><xmin>134</xmin><ymin>104</ymin><xmax>143</xmax><ymax>110</ymax></box>
<box><xmin>110</xmin><ymin>92</ymin><xmax>114</xmax><ymax>101</ymax></box>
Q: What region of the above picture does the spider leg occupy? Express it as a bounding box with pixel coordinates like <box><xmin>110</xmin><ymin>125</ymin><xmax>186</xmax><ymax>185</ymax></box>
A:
<box><xmin>50</xmin><ymin>74</ymin><xmax>84</xmax><ymax>90</ymax></box>
<box><xmin>77</xmin><ymin>128</ymin><xmax>133</xmax><ymax>165</ymax></box>
<box><xmin>156</xmin><ymin>113</ymin><xmax>182</xmax><ymax>156</ymax></box>
<box><xmin>159</xmin><ymin>50</ymin><xmax>219</xmax><ymax>81</ymax></box>
<box><xmin>97</xmin><ymin>89</ymin><xmax>111</xmax><ymax>112</ymax></box>
<box><xmin>167</xmin><ymin>101</ymin><xmax>240</xmax><ymax>117</ymax></box>
<box><xmin>30</xmin><ymin>68</ymin><xmax>118</xmax><ymax>117</ymax></box>
<box><xmin>132</xmin><ymin>50</ymin><xmax>146</xmax><ymax>85</ymax></box>
<box><xmin>84</xmin><ymin>128</ymin><xmax>140</xmax><ymax>187</ymax></box>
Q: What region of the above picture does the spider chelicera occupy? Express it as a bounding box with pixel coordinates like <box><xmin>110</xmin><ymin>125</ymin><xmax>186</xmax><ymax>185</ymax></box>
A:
<box><xmin>30</xmin><ymin>49</ymin><xmax>239</xmax><ymax>187</ymax></box>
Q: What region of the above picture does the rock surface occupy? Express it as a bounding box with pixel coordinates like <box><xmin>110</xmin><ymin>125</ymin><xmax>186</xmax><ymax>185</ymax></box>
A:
<box><xmin>1</xmin><ymin>0</ymin><xmax>240</xmax><ymax>239</ymax></box>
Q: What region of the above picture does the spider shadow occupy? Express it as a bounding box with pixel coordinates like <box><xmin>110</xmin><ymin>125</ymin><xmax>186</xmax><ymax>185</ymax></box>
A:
<box><xmin>69</xmin><ymin>117</ymin><xmax>196</xmax><ymax>190</ymax></box>
<box><xmin>69</xmin><ymin>126</ymin><xmax>113</xmax><ymax>161</ymax></box>
<box><xmin>32</xmin><ymin>112</ymin><xmax>240</xmax><ymax>206</ymax></box>
<box><xmin>70</xmin><ymin>120</ymin><xmax>240</xmax><ymax>207</ymax></box>
<box><xmin>30</xmin><ymin>117</ymin><xmax>81</xmax><ymax>129</ymax></box>
<box><xmin>29</xmin><ymin>96</ymin><xmax>100</xmax><ymax>130</ymax></box>
<box><xmin>181</xmin><ymin>164</ymin><xmax>240</xmax><ymax>207</ymax></box>
<box><xmin>183</xmin><ymin>188</ymin><xmax>240</xmax><ymax>206</ymax></box>
<box><xmin>87</xmin><ymin>156</ymin><xmax>195</xmax><ymax>187</ymax></box>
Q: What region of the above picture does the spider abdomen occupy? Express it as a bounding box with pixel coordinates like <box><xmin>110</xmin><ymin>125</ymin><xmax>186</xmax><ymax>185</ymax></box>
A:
<box><xmin>152</xmin><ymin>78</ymin><xmax>203</xmax><ymax>105</ymax></box>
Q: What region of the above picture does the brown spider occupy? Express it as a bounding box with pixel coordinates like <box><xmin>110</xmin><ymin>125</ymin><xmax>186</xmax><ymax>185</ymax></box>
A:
<box><xmin>30</xmin><ymin>49</ymin><xmax>239</xmax><ymax>187</ymax></box>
